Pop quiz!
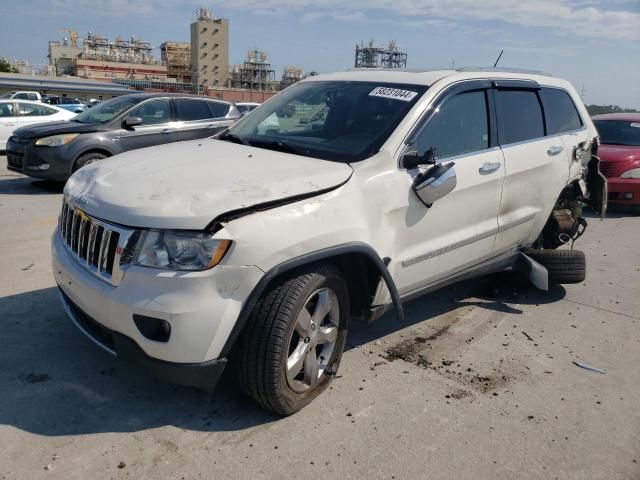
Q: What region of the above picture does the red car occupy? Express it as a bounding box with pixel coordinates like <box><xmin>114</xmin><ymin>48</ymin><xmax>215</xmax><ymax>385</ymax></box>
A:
<box><xmin>592</xmin><ymin>113</ymin><xmax>640</xmax><ymax>213</ymax></box>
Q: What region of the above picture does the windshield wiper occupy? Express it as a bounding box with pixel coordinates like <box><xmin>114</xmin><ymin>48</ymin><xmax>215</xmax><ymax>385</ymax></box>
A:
<box><xmin>247</xmin><ymin>138</ymin><xmax>304</xmax><ymax>156</ymax></box>
<box><xmin>220</xmin><ymin>131</ymin><xmax>248</xmax><ymax>145</ymax></box>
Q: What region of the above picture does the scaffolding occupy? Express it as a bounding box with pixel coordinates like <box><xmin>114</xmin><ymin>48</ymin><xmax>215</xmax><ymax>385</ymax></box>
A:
<box><xmin>229</xmin><ymin>49</ymin><xmax>276</xmax><ymax>91</ymax></box>
<box><xmin>160</xmin><ymin>42</ymin><xmax>191</xmax><ymax>81</ymax></box>
<box><xmin>354</xmin><ymin>40</ymin><xmax>407</xmax><ymax>69</ymax></box>
<box><xmin>280</xmin><ymin>66</ymin><xmax>303</xmax><ymax>90</ymax></box>
<box><xmin>80</xmin><ymin>32</ymin><xmax>158</xmax><ymax>64</ymax></box>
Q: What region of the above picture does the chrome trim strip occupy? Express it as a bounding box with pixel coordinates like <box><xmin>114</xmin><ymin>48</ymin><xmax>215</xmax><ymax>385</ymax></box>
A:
<box><xmin>401</xmin><ymin>212</ymin><xmax>538</xmax><ymax>267</ymax></box>
<box><xmin>402</xmin><ymin>227</ymin><xmax>499</xmax><ymax>267</ymax></box>
<box><xmin>59</xmin><ymin>291</ymin><xmax>117</xmax><ymax>357</ymax></box>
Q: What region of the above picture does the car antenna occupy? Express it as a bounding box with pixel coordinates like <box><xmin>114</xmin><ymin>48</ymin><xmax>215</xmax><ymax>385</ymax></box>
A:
<box><xmin>493</xmin><ymin>50</ymin><xmax>504</xmax><ymax>68</ymax></box>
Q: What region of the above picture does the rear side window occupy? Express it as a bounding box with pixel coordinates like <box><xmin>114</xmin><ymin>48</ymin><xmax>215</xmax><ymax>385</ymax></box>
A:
<box><xmin>177</xmin><ymin>99</ymin><xmax>213</xmax><ymax>121</ymax></box>
<box><xmin>415</xmin><ymin>90</ymin><xmax>489</xmax><ymax>159</ymax></box>
<box><xmin>18</xmin><ymin>103</ymin><xmax>57</xmax><ymax>116</ymax></box>
<box><xmin>539</xmin><ymin>88</ymin><xmax>583</xmax><ymax>135</ymax></box>
<box><xmin>496</xmin><ymin>90</ymin><xmax>544</xmax><ymax>144</ymax></box>
<box><xmin>207</xmin><ymin>101</ymin><xmax>229</xmax><ymax>118</ymax></box>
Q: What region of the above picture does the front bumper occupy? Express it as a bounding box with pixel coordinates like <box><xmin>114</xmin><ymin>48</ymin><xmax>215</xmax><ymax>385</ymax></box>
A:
<box><xmin>6</xmin><ymin>138</ymin><xmax>75</xmax><ymax>181</ymax></box>
<box><xmin>52</xmin><ymin>229</ymin><xmax>264</xmax><ymax>384</ymax></box>
<box><xmin>607</xmin><ymin>178</ymin><xmax>640</xmax><ymax>205</ymax></box>
<box><xmin>59</xmin><ymin>289</ymin><xmax>227</xmax><ymax>391</ymax></box>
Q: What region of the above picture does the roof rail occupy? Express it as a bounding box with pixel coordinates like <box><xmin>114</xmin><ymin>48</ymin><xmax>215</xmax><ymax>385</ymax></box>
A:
<box><xmin>456</xmin><ymin>66</ymin><xmax>553</xmax><ymax>76</ymax></box>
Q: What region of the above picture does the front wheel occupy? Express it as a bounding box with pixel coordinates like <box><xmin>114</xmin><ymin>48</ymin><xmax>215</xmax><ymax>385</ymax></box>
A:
<box><xmin>236</xmin><ymin>263</ymin><xmax>349</xmax><ymax>415</ymax></box>
<box><xmin>74</xmin><ymin>152</ymin><xmax>107</xmax><ymax>172</ymax></box>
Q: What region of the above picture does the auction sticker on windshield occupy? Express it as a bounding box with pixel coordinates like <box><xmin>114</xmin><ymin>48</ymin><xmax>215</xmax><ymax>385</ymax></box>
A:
<box><xmin>369</xmin><ymin>87</ymin><xmax>418</xmax><ymax>102</ymax></box>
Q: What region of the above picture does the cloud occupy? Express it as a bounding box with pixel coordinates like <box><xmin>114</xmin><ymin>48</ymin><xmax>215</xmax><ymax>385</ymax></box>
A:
<box><xmin>223</xmin><ymin>0</ymin><xmax>640</xmax><ymax>41</ymax></box>
<box><xmin>20</xmin><ymin>0</ymin><xmax>640</xmax><ymax>42</ymax></box>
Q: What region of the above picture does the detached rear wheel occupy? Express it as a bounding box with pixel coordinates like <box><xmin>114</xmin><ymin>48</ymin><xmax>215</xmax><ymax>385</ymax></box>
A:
<box><xmin>526</xmin><ymin>249</ymin><xmax>586</xmax><ymax>284</ymax></box>
<box><xmin>237</xmin><ymin>264</ymin><xmax>349</xmax><ymax>415</ymax></box>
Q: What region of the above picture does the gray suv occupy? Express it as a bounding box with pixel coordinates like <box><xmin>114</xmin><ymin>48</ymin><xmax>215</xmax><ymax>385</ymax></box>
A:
<box><xmin>6</xmin><ymin>93</ymin><xmax>241</xmax><ymax>182</ymax></box>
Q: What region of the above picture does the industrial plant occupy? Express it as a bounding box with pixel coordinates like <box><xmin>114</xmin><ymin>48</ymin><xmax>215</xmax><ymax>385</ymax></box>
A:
<box><xmin>39</xmin><ymin>7</ymin><xmax>314</xmax><ymax>97</ymax></box>
<box><xmin>2</xmin><ymin>10</ymin><xmax>408</xmax><ymax>102</ymax></box>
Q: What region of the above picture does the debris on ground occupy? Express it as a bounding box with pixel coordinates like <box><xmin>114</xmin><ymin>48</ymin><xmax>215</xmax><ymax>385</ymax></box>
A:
<box><xmin>21</xmin><ymin>263</ymin><xmax>34</xmax><ymax>271</ymax></box>
<box><xmin>573</xmin><ymin>361</ymin><xmax>607</xmax><ymax>374</ymax></box>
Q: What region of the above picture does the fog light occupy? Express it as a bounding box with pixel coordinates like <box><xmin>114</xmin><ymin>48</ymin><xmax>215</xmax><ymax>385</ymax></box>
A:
<box><xmin>133</xmin><ymin>315</ymin><xmax>171</xmax><ymax>343</ymax></box>
<box><xmin>623</xmin><ymin>193</ymin><xmax>634</xmax><ymax>200</ymax></box>
<box><xmin>26</xmin><ymin>164</ymin><xmax>50</xmax><ymax>170</ymax></box>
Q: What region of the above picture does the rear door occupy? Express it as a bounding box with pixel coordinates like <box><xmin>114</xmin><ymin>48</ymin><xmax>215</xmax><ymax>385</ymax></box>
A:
<box><xmin>15</xmin><ymin>102</ymin><xmax>60</xmax><ymax>128</ymax></box>
<box><xmin>175</xmin><ymin>98</ymin><xmax>231</xmax><ymax>141</ymax></box>
<box><xmin>392</xmin><ymin>82</ymin><xmax>506</xmax><ymax>294</ymax></box>
<box><xmin>492</xmin><ymin>83</ymin><xmax>571</xmax><ymax>252</ymax></box>
<box><xmin>115</xmin><ymin>97</ymin><xmax>177</xmax><ymax>151</ymax></box>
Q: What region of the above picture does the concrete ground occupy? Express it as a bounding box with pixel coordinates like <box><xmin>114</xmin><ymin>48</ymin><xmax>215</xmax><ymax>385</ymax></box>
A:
<box><xmin>0</xmin><ymin>155</ymin><xmax>638</xmax><ymax>480</ymax></box>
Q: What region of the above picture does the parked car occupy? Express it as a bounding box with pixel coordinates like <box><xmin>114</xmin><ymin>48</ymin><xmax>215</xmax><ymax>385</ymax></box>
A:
<box><xmin>7</xmin><ymin>93</ymin><xmax>241</xmax><ymax>181</ymax></box>
<box><xmin>0</xmin><ymin>91</ymin><xmax>42</xmax><ymax>102</ymax></box>
<box><xmin>0</xmin><ymin>100</ymin><xmax>76</xmax><ymax>151</ymax></box>
<box><xmin>53</xmin><ymin>69</ymin><xmax>605</xmax><ymax>415</ymax></box>
<box><xmin>592</xmin><ymin>113</ymin><xmax>640</xmax><ymax>213</ymax></box>
<box><xmin>56</xmin><ymin>97</ymin><xmax>88</xmax><ymax>113</ymax></box>
<box><xmin>235</xmin><ymin>102</ymin><xmax>260</xmax><ymax>116</ymax></box>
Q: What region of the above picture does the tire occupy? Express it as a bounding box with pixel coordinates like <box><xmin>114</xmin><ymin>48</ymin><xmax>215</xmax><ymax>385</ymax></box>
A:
<box><xmin>236</xmin><ymin>263</ymin><xmax>349</xmax><ymax>415</ymax></box>
<box><xmin>74</xmin><ymin>152</ymin><xmax>107</xmax><ymax>171</ymax></box>
<box><xmin>525</xmin><ymin>249</ymin><xmax>586</xmax><ymax>284</ymax></box>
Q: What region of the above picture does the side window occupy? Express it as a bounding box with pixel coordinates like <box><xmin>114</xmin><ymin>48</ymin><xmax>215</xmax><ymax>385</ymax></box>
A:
<box><xmin>128</xmin><ymin>98</ymin><xmax>171</xmax><ymax>125</ymax></box>
<box><xmin>0</xmin><ymin>103</ymin><xmax>14</xmax><ymax>117</ymax></box>
<box><xmin>495</xmin><ymin>89</ymin><xmax>544</xmax><ymax>144</ymax></box>
<box><xmin>539</xmin><ymin>87</ymin><xmax>583</xmax><ymax>135</ymax></box>
<box><xmin>415</xmin><ymin>90</ymin><xmax>489</xmax><ymax>159</ymax></box>
<box><xmin>18</xmin><ymin>103</ymin><xmax>57</xmax><ymax>116</ymax></box>
<box><xmin>207</xmin><ymin>101</ymin><xmax>229</xmax><ymax>118</ymax></box>
<box><xmin>27</xmin><ymin>93</ymin><xmax>38</xmax><ymax>101</ymax></box>
<box><xmin>14</xmin><ymin>93</ymin><xmax>28</xmax><ymax>100</ymax></box>
<box><xmin>176</xmin><ymin>99</ymin><xmax>214</xmax><ymax>121</ymax></box>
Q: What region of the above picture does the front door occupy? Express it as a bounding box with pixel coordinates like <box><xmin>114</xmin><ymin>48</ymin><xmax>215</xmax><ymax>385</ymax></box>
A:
<box><xmin>115</xmin><ymin>98</ymin><xmax>177</xmax><ymax>151</ymax></box>
<box><xmin>0</xmin><ymin>102</ymin><xmax>18</xmax><ymax>147</ymax></box>
<box><xmin>391</xmin><ymin>85</ymin><xmax>505</xmax><ymax>295</ymax></box>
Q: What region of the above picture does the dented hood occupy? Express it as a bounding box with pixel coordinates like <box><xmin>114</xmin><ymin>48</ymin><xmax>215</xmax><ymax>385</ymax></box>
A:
<box><xmin>65</xmin><ymin>138</ymin><xmax>352</xmax><ymax>230</ymax></box>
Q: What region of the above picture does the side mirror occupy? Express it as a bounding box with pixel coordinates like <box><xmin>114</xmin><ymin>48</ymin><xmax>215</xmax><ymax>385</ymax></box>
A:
<box><xmin>412</xmin><ymin>162</ymin><xmax>457</xmax><ymax>207</ymax></box>
<box><xmin>123</xmin><ymin>116</ymin><xmax>143</xmax><ymax>129</ymax></box>
<box><xmin>402</xmin><ymin>145</ymin><xmax>438</xmax><ymax>170</ymax></box>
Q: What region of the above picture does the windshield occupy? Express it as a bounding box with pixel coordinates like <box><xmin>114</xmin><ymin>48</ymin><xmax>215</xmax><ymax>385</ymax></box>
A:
<box><xmin>594</xmin><ymin>120</ymin><xmax>640</xmax><ymax>147</ymax></box>
<box><xmin>1</xmin><ymin>92</ymin><xmax>16</xmax><ymax>99</ymax></box>
<box><xmin>73</xmin><ymin>95</ymin><xmax>142</xmax><ymax>124</ymax></box>
<box><xmin>225</xmin><ymin>81</ymin><xmax>428</xmax><ymax>162</ymax></box>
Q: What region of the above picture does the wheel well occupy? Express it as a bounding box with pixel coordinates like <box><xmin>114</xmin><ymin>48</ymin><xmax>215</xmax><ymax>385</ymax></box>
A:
<box><xmin>73</xmin><ymin>149</ymin><xmax>112</xmax><ymax>170</ymax></box>
<box><xmin>323</xmin><ymin>253</ymin><xmax>382</xmax><ymax>321</ymax></box>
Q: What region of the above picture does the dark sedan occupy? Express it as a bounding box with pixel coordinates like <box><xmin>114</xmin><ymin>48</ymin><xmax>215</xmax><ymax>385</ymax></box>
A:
<box><xmin>6</xmin><ymin>93</ymin><xmax>241</xmax><ymax>182</ymax></box>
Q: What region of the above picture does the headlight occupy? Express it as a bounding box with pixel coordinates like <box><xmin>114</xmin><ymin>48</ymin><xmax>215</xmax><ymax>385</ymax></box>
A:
<box><xmin>620</xmin><ymin>168</ymin><xmax>640</xmax><ymax>179</ymax></box>
<box><xmin>35</xmin><ymin>133</ymin><xmax>80</xmax><ymax>147</ymax></box>
<box><xmin>134</xmin><ymin>230</ymin><xmax>231</xmax><ymax>271</ymax></box>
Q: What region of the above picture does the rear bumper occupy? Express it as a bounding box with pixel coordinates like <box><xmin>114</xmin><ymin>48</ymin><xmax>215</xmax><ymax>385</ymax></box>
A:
<box><xmin>607</xmin><ymin>178</ymin><xmax>640</xmax><ymax>205</ymax></box>
<box><xmin>59</xmin><ymin>289</ymin><xmax>227</xmax><ymax>392</ymax></box>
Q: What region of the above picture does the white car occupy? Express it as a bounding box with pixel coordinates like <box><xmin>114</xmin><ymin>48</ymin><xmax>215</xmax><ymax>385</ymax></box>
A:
<box><xmin>1</xmin><ymin>91</ymin><xmax>42</xmax><ymax>102</ymax></box>
<box><xmin>53</xmin><ymin>68</ymin><xmax>606</xmax><ymax>415</ymax></box>
<box><xmin>0</xmin><ymin>100</ymin><xmax>76</xmax><ymax>150</ymax></box>
<box><xmin>235</xmin><ymin>102</ymin><xmax>260</xmax><ymax>116</ymax></box>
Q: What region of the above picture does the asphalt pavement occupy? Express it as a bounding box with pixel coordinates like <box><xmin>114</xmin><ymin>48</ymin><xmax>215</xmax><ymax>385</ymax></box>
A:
<box><xmin>0</xmin><ymin>155</ymin><xmax>638</xmax><ymax>480</ymax></box>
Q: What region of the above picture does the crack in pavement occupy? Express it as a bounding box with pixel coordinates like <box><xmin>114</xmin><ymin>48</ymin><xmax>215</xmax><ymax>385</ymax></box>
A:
<box><xmin>561</xmin><ymin>297</ymin><xmax>640</xmax><ymax>320</ymax></box>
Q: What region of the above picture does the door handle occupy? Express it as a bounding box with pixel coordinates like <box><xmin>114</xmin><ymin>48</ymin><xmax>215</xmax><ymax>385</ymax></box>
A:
<box><xmin>547</xmin><ymin>145</ymin><xmax>564</xmax><ymax>156</ymax></box>
<box><xmin>207</xmin><ymin>124</ymin><xmax>218</xmax><ymax>129</ymax></box>
<box><xmin>479</xmin><ymin>162</ymin><xmax>501</xmax><ymax>175</ymax></box>
<box><xmin>161</xmin><ymin>128</ymin><xmax>174</xmax><ymax>134</ymax></box>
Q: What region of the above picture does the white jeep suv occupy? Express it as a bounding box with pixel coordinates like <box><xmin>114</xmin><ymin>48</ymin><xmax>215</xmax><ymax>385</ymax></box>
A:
<box><xmin>53</xmin><ymin>68</ymin><xmax>606</xmax><ymax>415</ymax></box>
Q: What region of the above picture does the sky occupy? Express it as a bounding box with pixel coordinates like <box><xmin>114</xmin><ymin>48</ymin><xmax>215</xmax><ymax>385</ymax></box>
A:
<box><xmin>1</xmin><ymin>0</ymin><xmax>639</xmax><ymax>108</ymax></box>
